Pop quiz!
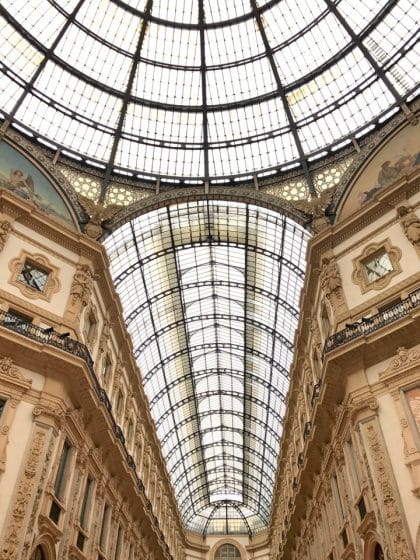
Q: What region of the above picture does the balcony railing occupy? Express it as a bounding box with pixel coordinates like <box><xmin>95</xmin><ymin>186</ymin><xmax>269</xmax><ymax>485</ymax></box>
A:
<box><xmin>0</xmin><ymin>310</ymin><xmax>173</xmax><ymax>557</ymax></box>
<box><xmin>323</xmin><ymin>287</ymin><xmax>420</xmax><ymax>356</ymax></box>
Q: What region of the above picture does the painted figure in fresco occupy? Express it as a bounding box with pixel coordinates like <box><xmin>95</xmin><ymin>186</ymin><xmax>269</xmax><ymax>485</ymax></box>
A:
<box><xmin>10</xmin><ymin>169</ymin><xmax>34</xmax><ymax>198</ymax></box>
<box><xmin>377</xmin><ymin>160</ymin><xmax>399</xmax><ymax>187</ymax></box>
<box><xmin>360</xmin><ymin>151</ymin><xmax>420</xmax><ymax>206</ymax></box>
<box><xmin>1</xmin><ymin>169</ymin><xmax>35</xmax><ymax>200</ymax></box>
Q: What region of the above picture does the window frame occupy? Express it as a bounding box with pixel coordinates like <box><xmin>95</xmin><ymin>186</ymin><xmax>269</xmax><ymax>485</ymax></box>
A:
<box><xmin>9</xmin><ymin>251</ymin><xmax>60</xmax><ymax>301</ymax></box>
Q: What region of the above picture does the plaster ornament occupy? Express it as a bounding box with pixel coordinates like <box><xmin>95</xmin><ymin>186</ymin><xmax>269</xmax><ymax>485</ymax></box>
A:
<box><xmin>366</xmin><ymin>424</ymin><xmax>412</xmax><ymax>560</ymax></box>
<box><xmin>0</xmin><ymin>356</ymin><xmax>30</xmax><ymax>383</ymax></box>
<box><xmin>1</xmin><ymin>429</ymin><xmax>46</xmax><ymax>560</ymax></box>
<box><xmin>294</xmin><ymin>187</ymin><xmax>334</xmax><ymax>233</ymax></box>
<box><xmin>0</xmin><ymin>219</ymin><xmax>12</xmax><ymax>252</ymax></box>
<box><xmin>320</xmin><ymin>257</ymin><xmax>342</xmax><ymax>298</ymax></box>
<box><xmin>69</xmin><ymin>263</ymin><xmax>98</xmax><ymax>308</ymax></box>
<box><xmin>77</xmin><ymin>193</ymin><xmax>122</xmax><ymax>240</ymax></box>
<box><xmin>397</xmin><ymin>205</ymin><xmax>420</xmax><ymax>250</ymax></box>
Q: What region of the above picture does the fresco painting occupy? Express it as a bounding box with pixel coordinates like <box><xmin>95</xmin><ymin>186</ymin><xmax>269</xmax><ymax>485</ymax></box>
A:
<box><xmin>338</xmin><ymin>124</ymin><xmax>420</xmax><ymax>220</ymax></box>
<box><xmin>358</xmin><ymin>150</ymin><xmax>419</xmax><ymax>206</ymax></box>
<box><xmin>0</xmin><ymin>142</ymin><xmax>75</xmax><ymax>227</ymax></box>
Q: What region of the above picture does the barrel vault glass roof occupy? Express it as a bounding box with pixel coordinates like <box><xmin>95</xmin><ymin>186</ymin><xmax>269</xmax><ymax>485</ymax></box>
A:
<box><xmin>104</xmin><ymin>200</ymin><xmax>310</xmax><ymax>534</ymax></box>
<box><xmin>0</xmin><ymin>0</ymin><xmax>418</xmax><ymax>185</ymax></box>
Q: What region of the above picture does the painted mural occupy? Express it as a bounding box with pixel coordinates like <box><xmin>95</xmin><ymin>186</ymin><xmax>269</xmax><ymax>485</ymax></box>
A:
<box><xmin>338</xmin><ymin>123</ymin><xmax>420</xmax><ymax>220</ymax></box>
<box><xmin>0</xmin><ymin>142</ymin><xmax>75</xmax><ymax>227</ymax></box>
<box><xmin>358</xmin><ymin>150</ymin><xmax>419</xmax><ymax>206</ymax></box>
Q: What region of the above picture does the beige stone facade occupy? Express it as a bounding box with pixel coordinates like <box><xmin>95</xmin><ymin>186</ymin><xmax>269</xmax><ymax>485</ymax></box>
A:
<box><xmin>0</xmin><ymin>190</ymin><xmax>184</xmax><ymax>560</ymax></box>
<box><xmin>0</xmin><ymin>116</ymin><xmax>419</xmax><ymax>560</ymax></box>
<box><xmin>269</xmin><ymin>165</ymin><xmax>420</xmax><ymax>559</ymax></box>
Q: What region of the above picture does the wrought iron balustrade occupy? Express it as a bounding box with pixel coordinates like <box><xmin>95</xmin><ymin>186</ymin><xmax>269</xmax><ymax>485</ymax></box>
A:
<box><xmin>323</xmin><ymin>288</ymin><xmax>420</xmax><ymax>356</ymax></box>
<box><xmin>0</xmin><ymin>309</ymin><xmax>175</xmax><ymax>556</ymax></box>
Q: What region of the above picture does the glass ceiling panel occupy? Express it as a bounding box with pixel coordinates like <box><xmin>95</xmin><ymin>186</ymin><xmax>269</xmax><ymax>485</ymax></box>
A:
<box><xmin>105</xmin><ymin>200</ymin><xmax>309</xmax><ymax>534</ymax></box>
<box><xmin>1</xmin><ymin>0</ymin><xmax>417</xmax><ymax>182</ymax></box>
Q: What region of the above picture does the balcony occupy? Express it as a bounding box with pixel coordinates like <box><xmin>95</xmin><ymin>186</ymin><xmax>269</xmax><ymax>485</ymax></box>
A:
<box><xmin>323</xmin><ymin>288</ymin><xmax>420</xmax><ymax>357</ymax></box>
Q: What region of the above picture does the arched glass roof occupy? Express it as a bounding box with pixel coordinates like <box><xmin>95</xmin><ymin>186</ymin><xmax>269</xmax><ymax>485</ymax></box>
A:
<box><xmin>0</xmin><ymin>0</ymin><xmax>418</xmax><ymax>185</ymax></box>
<box><xmin>104</xmin><ymin>200</ymin><xmax>310</xmax><ymax>534</ymax></box>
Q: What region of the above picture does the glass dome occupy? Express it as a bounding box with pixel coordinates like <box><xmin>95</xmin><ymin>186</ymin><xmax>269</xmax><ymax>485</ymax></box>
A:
<box><xmin>0</xmin><ymin>0</ymin><xmax>418</xmax><ymax>184</ymax></box>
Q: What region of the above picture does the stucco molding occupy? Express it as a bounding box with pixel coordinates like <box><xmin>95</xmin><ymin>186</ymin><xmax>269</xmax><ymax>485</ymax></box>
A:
<box><xmin>351</xmin><ymin>239</ymin><xmax>402</xmax><ymax>294</ymax></box>
<box><xmin>9</xmin><ymin>250</ymin><xmax>61</xmax><ymax>302</ymax></box>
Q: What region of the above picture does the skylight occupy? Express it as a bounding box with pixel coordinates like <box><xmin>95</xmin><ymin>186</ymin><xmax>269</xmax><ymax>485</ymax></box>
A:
<box><xmin>104</xmin><ymin>200</ymin><xmax>310</xmax><ymax>534</ymax></box>
<box><xmin>0</xmin><ymin>0</ymin><xmax>418</xmax><ymax>183</ymax></box>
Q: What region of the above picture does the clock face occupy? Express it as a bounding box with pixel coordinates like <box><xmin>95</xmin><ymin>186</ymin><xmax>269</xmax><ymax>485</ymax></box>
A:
<box><xmin>363</xmin><ymin>251</ymin><xmax>393</xmax><ymax>283</ymax></box>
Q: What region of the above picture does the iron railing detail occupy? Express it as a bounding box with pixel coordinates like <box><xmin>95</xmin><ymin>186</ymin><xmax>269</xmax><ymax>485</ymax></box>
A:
<box><xmin>323</xmin><ymin>288</ymin><xmax>420</xmax><ymax>356</ymax></box>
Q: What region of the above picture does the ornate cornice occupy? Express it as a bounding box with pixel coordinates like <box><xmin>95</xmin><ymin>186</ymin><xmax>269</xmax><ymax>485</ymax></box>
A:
<box><xmin>380</xmin><ymin>346</ymin><xmax>420</xmax><ymax>381</ymax></box>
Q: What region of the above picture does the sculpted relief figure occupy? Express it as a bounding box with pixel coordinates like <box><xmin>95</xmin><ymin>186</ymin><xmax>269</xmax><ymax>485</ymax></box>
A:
<box><xmin>70</xmin><ymin>264</ymin><xmax>97</xmax><ymax>308</ymax></box>
<box><xmin>397</xmin><ymin>205</ymin><xmax>420</xmax><ymax>250</ymax></box>
<box><xmin>77</xmin><ymin>194</ymin><xmax>122</xmax><ymax>240</ymax></box>
<box><xmin>319</xmin><ymin>256</ymin><xmax>348</xmax><ymax>318</ymax></box>
<box><xmin>0</xmin><ymin>219</ymin><xmax>12</xmax><ymax>252</ymax></box>
<box><xmin>320</xmin><ymin>257</ymin><xmax>342</xmax><ymax>299</ymax></box>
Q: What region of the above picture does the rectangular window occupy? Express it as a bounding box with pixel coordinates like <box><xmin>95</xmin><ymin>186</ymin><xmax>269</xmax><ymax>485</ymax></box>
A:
<box><xmin>332</xmin><ymin>474</ymin><xmax>344</xmax><ymax>524</ymax></box>
<box><xmin>114</xmin><ymin>526</ymin><xmax>123</xmax><ymax>560</ymax></box>
<box><xmin>80</xmin><ymin>476</ymin><xmax>94</xmax><ymax>530</ymax></box>
<box><xmin>0</xmin><ymin>399</ymin><xmax>6</xmax><ymax>418</ymax></box>
<box><xmin>341</xmin><ymin>527</ymin><xmax>348</xmax><ymax>548</ymax></box>
<box><xmin>18</xmin><ymin>260</ymin><xmax>49</xmax><ymax>292</ymax></box>
<box><xmin>54</xmin><ymin>440</ymin><xmax>71</xmax><ymax>500</ymax></box>
<box><xmin>345</xmin><ymin>439</ymin><xmax>361</xmax><ymax>493</ymax></box>
<box><xmin>99</xmin><ymin>504</ymin><xmax>110</xmax><ymax>552</ymax></box>
<box><xmin>357</xmin><ymin>496</ymin><xmax>367</xmax><ymax>520</ymax></box>
<box><xmin>49</xmin><ymin>439</ymin><xmax>71</xmax><ymax>524</ymax></box>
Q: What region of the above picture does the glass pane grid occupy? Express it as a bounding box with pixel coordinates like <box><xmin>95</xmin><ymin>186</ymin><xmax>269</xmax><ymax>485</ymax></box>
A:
<box><xmin>1</xmin><ymin>0</ymin><xmax>416</xmax><ymax>180</ymax></box>
<box><xmin>104</xmin><ymin>200</ymin><xmax>309</xmax><ymax>534</ymax></box>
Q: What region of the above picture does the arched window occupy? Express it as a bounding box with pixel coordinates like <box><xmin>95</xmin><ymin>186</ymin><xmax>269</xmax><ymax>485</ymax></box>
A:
<box><xmin>215</xmin><ymin>543</ymin><xmax>241</xmax><ymax>560</ymax></box>
<box><xmin>374</xmin><ymin>543</ymin><xmax>385</xmax><ymax>560</ymax></box>
<box><xmin>31</xmin><ymin>545</ymin><xmax>47</xmax><ymax>560</ymax></box>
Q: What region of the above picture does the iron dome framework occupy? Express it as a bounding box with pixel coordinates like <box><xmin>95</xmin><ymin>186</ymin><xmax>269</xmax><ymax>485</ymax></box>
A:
<box><xmin>0</xmin><ymin>0</ymin><xmax>418</xmax><ymax>190</ymax></box>
<box><xmin>104</xmin><ymin>200</ymin><xmax>310</xmax><ymax>534</ymax></box>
